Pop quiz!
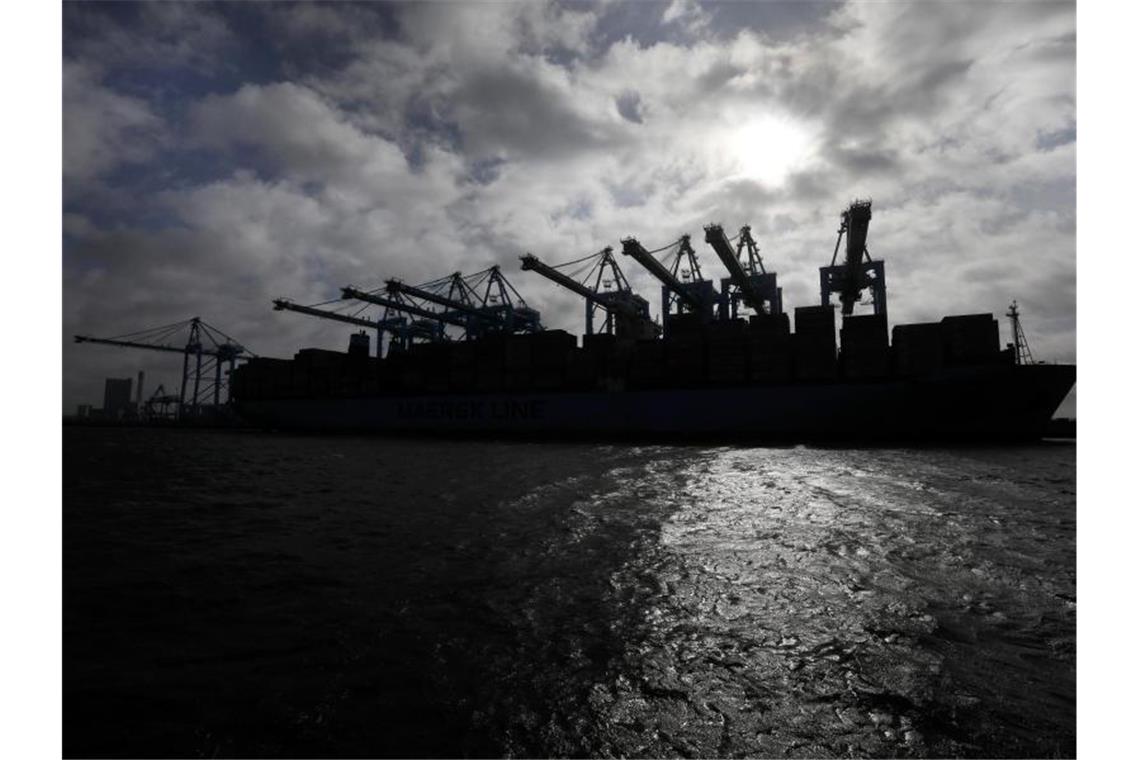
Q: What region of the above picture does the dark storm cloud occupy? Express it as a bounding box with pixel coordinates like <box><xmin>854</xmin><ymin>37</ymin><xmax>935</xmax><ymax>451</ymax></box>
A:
<box><xmin>445</xmin><ymin>62</ymin><xmax>621</xmax><ymax>162</ymax></box>
<box><xmin>63</xmin><ymin>1</ymin><xmax>237</xmax><ymax>78</ymax></box>
<box><xmin>615</xmin><ymin>91</ymin><xmax>644</xmax><ymax>124</ymax></box>
<box><xmin>1036</xmin><ymin>124</ymin><xmax>1076</xmax><ymax>152</ymax></box>
<box><xmin>62</xmin><ymin>1</ymin><xmax>1076</xmax><ymax>412</ymax></box>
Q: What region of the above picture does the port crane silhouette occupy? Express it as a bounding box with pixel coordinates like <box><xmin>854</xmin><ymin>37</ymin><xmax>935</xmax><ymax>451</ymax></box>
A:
<box><xmin>278</xmin><ymin>267</ymin><xmax>541</xmax><ymax>356</ymax></box>
<box><xmin>620</xmin><ymin>234</ymin><xmax>720</xmax><ymax>334</ymax></box>
<box><xmin>74</xmin><ymin>317</ymin><xmax>251</xmax><ymax>416</ymax></box>
<box><xmin>819</xmin><ymin>199</ymin><xmax>887</xmax><ymax>317</ymax></box>
<box><xmin>273</xmin><ymin>297</ymin><xmax>441</xmax><ymax>356</ymax></box>
<box><xmin>520</xmin><ymin>246</ymin><xmax>657</xmax><ymax>339</ymax></box>
<box><xmin>704</xmin><ymin>224</ymin><xmax>783</xmax><ymax>318</ymax></box>
<box><xmin>384</xmin><ymin>266</ymin><xmax>541</xmax><ymax>336</ymax></box>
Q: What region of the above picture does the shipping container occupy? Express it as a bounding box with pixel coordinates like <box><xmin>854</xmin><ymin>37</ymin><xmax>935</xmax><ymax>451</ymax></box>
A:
<box><xmin>892</xmin><ymin>323</ymin><xmax>943</xmax><ymax>376</ymax></box>
<box><xmin>749</xmin><ymin>341</ymin><xmax>793</xmax><ymax>382</ymax></box>
<box><xmin>794</xmin><ymin>305</ymin><xmax>836</xmax><ymax>336</ymax></box>
<box><xmin>794</xmin><ymin>333</ymin><xmax>837</xmax><ymax>380</ymax></box>
<box><xmin>840</xmin><ymin>314</ymin><xmax>889</xmax><ymax>379</ymax></box>
<box><xmin>749</xmin><ymin>312</ymin><xmax>791</xmax><ymax>339</ymax></box>
<box><xmin>941</xmin><ymin>314</ymin><xmax>1000</xmax><ymax>366</ymax></box>
<box><xmin>665</xmin><ymin>312</ymin><xmax>705</xmax><ymax>336</ymax></box>
<box><xmin>630</xmin><ymin>340</ymin><xmax>666</xmax><ymax>388</ymax></box>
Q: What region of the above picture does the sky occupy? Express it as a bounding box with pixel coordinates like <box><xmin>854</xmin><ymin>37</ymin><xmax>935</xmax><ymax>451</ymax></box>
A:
<box><xmin>61</xmin><ymin>0</ymin><xmax>1076</xmax><ymax>414</ymax></box>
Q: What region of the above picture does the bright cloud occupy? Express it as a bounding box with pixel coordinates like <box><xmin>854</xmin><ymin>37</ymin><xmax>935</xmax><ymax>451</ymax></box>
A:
<box><xmin>62</xmin><ymin>1</ymin><xmax>1076</xmax><ymax>414</ymax></box>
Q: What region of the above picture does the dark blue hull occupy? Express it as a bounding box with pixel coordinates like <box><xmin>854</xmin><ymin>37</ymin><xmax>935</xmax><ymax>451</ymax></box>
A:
<box><xmin>236</xmin><ymin>363</ymin><xmax>1075</xmax><ymax>442</ymax></box>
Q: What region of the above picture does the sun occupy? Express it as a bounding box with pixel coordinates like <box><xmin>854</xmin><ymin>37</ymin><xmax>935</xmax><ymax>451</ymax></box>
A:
<box><xmin>723</xmin><ymin>113</ymin><xmax>817</xmax><ymax>186</ymax></box>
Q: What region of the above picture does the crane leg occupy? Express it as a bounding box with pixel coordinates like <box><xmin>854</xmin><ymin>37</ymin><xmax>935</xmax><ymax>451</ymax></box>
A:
<box><xmin>192</xmin><ymin>349</ymin><xmax>203</xmax><ymax>414</ymax></box>
<box><xmin>179</xmin><ymin>349</ymin><xmax>190</xmax><ymax>418</ymax></box>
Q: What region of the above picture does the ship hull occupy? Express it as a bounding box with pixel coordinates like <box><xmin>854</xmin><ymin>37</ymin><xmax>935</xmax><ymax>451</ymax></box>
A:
<box><xmin>235</xmin><ymin>363</ymin><xmax>1075</xmax><ymax>442</ymax></box>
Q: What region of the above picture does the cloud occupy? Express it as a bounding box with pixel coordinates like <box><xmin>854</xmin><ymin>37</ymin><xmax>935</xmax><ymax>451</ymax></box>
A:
<box><xmin>662</xmin><ymin>0</ymin><xmax>711</xmax><ymax>32</ymax></box>
<box><xmin>63</xmin><ymin>61</ymin><xmax>165</xmax><ymax>191</ymax></box>
<box><xmin>64</xmin><ymin>1</ymin><xmax>236</xmax><ymax>77</ymax></box>
<box><xmin>62</xmin><ymin>1</ymin><xmax>1076</xmax><ymax>413</ymax></box>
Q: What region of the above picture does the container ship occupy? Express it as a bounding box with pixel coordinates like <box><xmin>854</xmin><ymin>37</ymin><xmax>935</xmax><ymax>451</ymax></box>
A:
<box><xmin>232</xmin><ymin>201</ymin><xmax>1075</xmax><ymax>441</ymax></box>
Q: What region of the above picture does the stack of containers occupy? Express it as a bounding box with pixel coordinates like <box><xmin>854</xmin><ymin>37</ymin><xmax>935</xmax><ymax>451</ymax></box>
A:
<box><xmin>474</xmin><ymin>335</ymin><xmax>507</xmax><ymax>392</ymax></box>
<box><xmin>295</xmin><ymin>349</ymin><xmax>344</xmax><ymax>398</ymax></box>
<box><xmin>793</xmin><ymin>305</ymin><xmax>837</xmax><ymax>380</ymax></box>
<box><xmin>448</xmin><ymin>340</ymin><xmax>477</xmax><ymax>392</ymax></box>
<box><xmin>581</xmin><ymin>333</ymin><xmax>631</xmax><ymax>390</ymax></box>
<box><xmin>410</xmin><ymin>342</ymin><xmax>451</xmax><ymax>393</ymax></box>
<box><xmin>665</xmin><ymin>312</ymin><xmax>704</xmax><ymax>336</ymax></box>
<box><xmin>503</xmin><ymin>334</ymin><xmax>533</xmax><ymax>391</ymax></box>
<box><xmin>347</xmin><ymin>332</ymin><xmax>370</xmax><ymax>358</ymax></box>
<box><xmin>664</xmin><ymin>315</ymin><xmax>706</xmax><ymax>386</ymax></box>
<box><xmin>840</xmin><ymin>313</ymin><xmax>889</xmax><ymax>379</ymax></box>
<box><xmin>705</xmin><ymin>318</ymin><xmax>749</xmax><ymax>385</ymax></box>
<box><xmin>940</xmin><ymin>314</ymin><xmax>1000</xmax><ymax>366</ymax></box>
<box><xmin>564</xmin><ymin>347</ymin><xmax>593</xmax><ymax>389</ymax></box>
<box><xmin>376</xmin><ymin>348</ymin><xmax>399</xmax><ymax>393</ymax></box>
<box><xmin>748</xmin><ymin>313</ymin><xmax>792</xmax><ymax>382</ymax></box>
<box><xmin>891</xmin><ymin>323</ymin><xmax>943</xmax><ymax>377</ymax></box>
<box><xmin>629</xmin><ymin>339</ymin><xmax>665</xmax><ymax>388</ymax></box>
<box><xmin>287</xmin><ymin>355</ymin><xmax>311</xmax><ymax>398</ymax></box>
<box><xmin>343</xmin><ymin>335</ymin><xmax>373</xmax><ymax>396</ymax></box>
<box><xmin>230</xmin><ymin>362</ymin><xmax>249</xmax><ymax>399</ymax></box>
<box><xmin>529</xmin><ymin>330</ymin><xmax>577</xmax><ymax>390</ymax></box>
<box><xmin>231</xmin><ymin>358</ymin><xmax>263</xmax><ymax>400</ymax></box>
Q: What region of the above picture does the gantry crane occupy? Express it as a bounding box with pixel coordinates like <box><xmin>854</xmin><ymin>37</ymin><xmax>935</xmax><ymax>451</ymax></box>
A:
<box><xmin>74</xmin><ymin>317</ymin><xmax>251</xmax><ymax>417</ymax></box>
<box><xmin>384</xmin><ymin>266</ymin><xmax>541</xmax><ymax>336</ymax></box>
<box><xmin>143</xmin><ymin>384</ymin><xmax>180</xmax><ymax>420</ymax></box>
<box><xmin>340</xmin><ymin>285</ymin><xmax>471</xmax><ymax>339</ymax></box>
<box><xmin>620</xmin><ymin>234</ymin><xmax>719</xmax><ymax>334</ymax></box>
<box><xmin>819</xmin><ymin>199</ymin><xmax>886</xmax><ymax>317</ymax></box>
<box><xmin>272</xmin><ymin>298</ymin><xmax>441</xmax><ymax>356</ymax></box>
<box><xmin>520</xmin><ymin>247</ymin><xmax>657</xmax><ymax>339</ymax></box>
<box><xmin>704</xmin><ymin>224</ymin><xmax>783</xmax><ymax>318</ymax></box>
<box><xmin>462</xmin><ymin>265</ymin><xmax>543</xmax><ymax>333</ymax></box>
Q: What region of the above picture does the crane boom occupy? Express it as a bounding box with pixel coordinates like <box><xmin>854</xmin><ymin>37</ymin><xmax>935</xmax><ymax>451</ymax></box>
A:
<box><xmin>385</xmin><ymin>280</ymin><xmax>492</xmax><ymax>322</ymax></box>
<box><xmin>340</xmin><ymin>287</ymin><xmax>469</xmax><ymax>328</ymax></box>
<box><xmin>73</xmin><ymin>335</ymin><xmax>240</xmax><ymax>358</ymax></box>
<box><xmin>820</xmin><ymin>200</ymin><xmax>885</xmax><ymax>317</ymax></box>
<box><xmin>519</xmin><ymin>253</ymin><xmax>638</xmax><ymax>318</ymax></box>
<box><xmin>704</xmin><ymin>224</ymin><xmax>765</xmax><ymax>311</ymax></box>
<box><xmin>620</xmin><ymin>237</ymin><xmax>705</xmax><ymax>311</ymax></box>
<box><xmin>843</xmin><ymin>201</ymin><xmax>872</xmax><ymax>271</ymax></box>
<box><xmin>272</xmin><ymin>299</ymin><xmax>403</xmax><ymax>331</ymax></box>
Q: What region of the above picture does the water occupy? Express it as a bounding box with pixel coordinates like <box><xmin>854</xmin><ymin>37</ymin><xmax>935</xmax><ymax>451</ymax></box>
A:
<box><xmin>63</xmin><ymin>428</ymin><xmax>1075</xmax><ymax>757</ymax></box>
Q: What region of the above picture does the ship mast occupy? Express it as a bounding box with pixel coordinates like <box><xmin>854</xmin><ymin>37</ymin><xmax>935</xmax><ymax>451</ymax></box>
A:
<box><xmin>1006</xmin><ymin>300</ymin><xmax>1035</xmax><ymax>365</ymax></box>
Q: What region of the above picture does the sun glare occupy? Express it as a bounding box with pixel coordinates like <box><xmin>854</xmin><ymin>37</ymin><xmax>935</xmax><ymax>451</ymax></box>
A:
<box><xmin>724</xmin><ymin>114</ymin><xmax>817</xmax><ymax>186</ymax></box>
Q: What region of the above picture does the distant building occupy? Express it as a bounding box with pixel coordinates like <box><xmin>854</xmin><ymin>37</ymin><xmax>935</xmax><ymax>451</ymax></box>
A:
<box><xmin>76</xmin><ymin>404</ymin><xmax>91</xmax><ymax>418</ymax></box>
<box><xmin>103</xmin><ymin>378</ymin><xmax>133</xmax><ymax>419</ymax></box>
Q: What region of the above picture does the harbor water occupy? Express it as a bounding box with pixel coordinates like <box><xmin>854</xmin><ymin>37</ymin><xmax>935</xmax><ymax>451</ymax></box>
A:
<box><xmin>64</xmin><ymin>428</ymin><xmax>1075</xmax><ymax>757</ymax></box>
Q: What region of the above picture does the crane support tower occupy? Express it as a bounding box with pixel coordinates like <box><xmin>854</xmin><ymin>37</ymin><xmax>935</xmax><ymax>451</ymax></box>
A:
<box><xmin>705</xmin><ymin>224</ymin><xmax>783</xmax><ymax>318</ymax></box>
<box><xmin>74</xmin><ymin>317</ymin><xmax>250</xmax><ymax>417</ymax></box>
<box><xmin>520</xmin><ymin>247</ymin><xmax>657</xmax><ymax>339</ymax></box>
<box><xmin>621</xmin><ymin>234</ymin><xmax>718</xmax><ymax>334</ymax></box>
<box><xmin>819</xmin><ymin>200</ymin><xmax>886</xmax><ymax>317</ymax></box>
<box><xmin>465</xmin><ymin>265</ymin><xmax>543</xmax><ymax>334</ymax></box>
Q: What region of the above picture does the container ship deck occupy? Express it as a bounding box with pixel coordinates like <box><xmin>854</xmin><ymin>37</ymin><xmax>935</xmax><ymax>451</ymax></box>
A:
<box><xmin>233</xmin><ymin>313</ymin><xmax>1074</xmax><ymax>442</ymax></box>
<box><xmin>234</xmin><ymin>201</ymin><xmax>1075</xmax><ymax>442</ymax></box>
